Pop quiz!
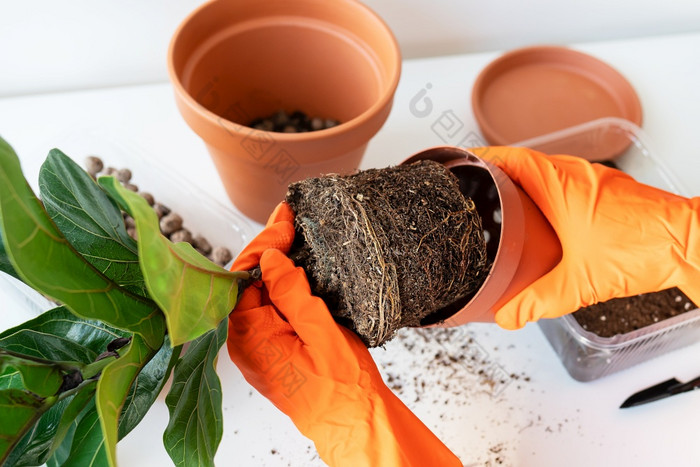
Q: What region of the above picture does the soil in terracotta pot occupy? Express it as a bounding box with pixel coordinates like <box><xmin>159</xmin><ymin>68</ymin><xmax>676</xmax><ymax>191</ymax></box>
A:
<box><xmin>573</xmin><ymin>287</ymin><xmax>698</xmax><ymax>337</ymax></box>
<box><xmin>286</xmin><ymin>160</ymin><xmax>489</xmax><ymax>347</ymax></box>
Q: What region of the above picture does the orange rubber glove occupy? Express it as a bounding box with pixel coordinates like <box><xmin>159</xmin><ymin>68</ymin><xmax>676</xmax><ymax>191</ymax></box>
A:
<box><xmin>471</xmin><ymin>146</ymin><xmax>700</xmax><ymax>330</ymax></box>
<box><xmin>227</xmin><ymin>203</ymin><xmax>461</xmax><ymax>467</ymax></box>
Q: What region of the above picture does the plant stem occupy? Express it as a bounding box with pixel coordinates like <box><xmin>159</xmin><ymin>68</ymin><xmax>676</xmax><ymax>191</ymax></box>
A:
<box><xmin>56</xmin><ymin>378</ymin><xmax>97</xmax><ymax>402</ymax></box>
<box><xmin>0</xmin><ymin>348</ymin><xmax>84</xmax><ymax>373</ymax></box>
<box><xmin>81</xmin><ymin>344</ymin><xmax>128</xmax><ymax>379</ymax></box>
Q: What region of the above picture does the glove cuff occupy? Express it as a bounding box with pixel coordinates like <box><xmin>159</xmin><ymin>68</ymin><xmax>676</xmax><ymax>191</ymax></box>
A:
<box><xmin>299</xmin><ymin>382</ymin><xmax>461</xmax><ymax>467</ymax></box>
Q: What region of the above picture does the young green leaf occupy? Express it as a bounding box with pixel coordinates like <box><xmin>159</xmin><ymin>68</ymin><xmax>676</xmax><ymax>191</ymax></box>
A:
<box><xmin>39</xmin><ymin>149</ymin><xmax>148</xmax><ymax>297</ymax></box>
<box><xmin>46</xmin><ymin>381</ymin><xmax>97</xmax><ymax>461</ymax></box>
<box><xmin>46</xmin><ymin>420</ymin><xmax>77</xmax><ymax>467</ymax></box>
<box><xmin>95</xmin><ymin>334</ymin><xmax>157</xmax><ymax>467</ymax></box>
<box><xmin>163</xmin><ymin>319</ymin><xmax>228</xmax><ymax>467</ymax></box>
<box><xmin>99</xmin><ymin>176</ymin><xmax>245</xmax><ymax>346</ymax></box>
<box><xmin>0</xmin><ymin>138</ymin><xmax>164</xmax><ymax>349</ymax></box>
<box><xmin>61</xmin><ymin>399</ymin><xmax>109</xmax><ymax>467</ymax></box>
<box><xmin>0</xmin><ymin>389</ymin><xmax>53</xmax><ymax>465</ymax></box>
<box><xmin>118</xmin><ymin>337</ymin><xmax>179</xmax><ymax>439</ymax></box>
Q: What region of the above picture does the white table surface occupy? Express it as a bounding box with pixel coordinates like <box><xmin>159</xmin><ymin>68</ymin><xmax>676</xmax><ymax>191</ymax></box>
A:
<box><xmin>1</xmin><ymin>31</ymin><xmax>699</xmax><ymax>466</ymax></box>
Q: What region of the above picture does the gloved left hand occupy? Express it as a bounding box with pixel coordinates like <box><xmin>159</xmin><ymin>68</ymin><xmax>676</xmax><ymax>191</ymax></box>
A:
<box><xmin>227</xmin><ymin>203</ymin><xmax>461</xmax><ymax>467</ymax></box>
<box><xmin>471</xmin><ymin>146</ymin><xmax>700</xmax><ymax>329</ymax></box>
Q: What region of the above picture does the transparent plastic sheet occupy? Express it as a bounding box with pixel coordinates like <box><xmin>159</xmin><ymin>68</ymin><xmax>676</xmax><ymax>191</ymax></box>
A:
<box><xmin>515</xmin><ymin>117</ymin><xmax>700</xmax><ymax>381</ymax></box>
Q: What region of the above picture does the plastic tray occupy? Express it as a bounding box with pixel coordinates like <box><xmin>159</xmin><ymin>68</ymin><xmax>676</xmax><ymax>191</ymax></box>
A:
<box><xmin>2</xmin><ymin>128</ymin><xmax>255</xmax><ymax>318</ymax></box>
<box><xmin>515</xmin><ymin>117</ymin><xmax>700</xmax><ymax>381</ymax></box>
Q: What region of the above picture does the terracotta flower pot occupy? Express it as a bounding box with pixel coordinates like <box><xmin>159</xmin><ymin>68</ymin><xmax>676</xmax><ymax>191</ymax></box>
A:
<box><xmin>168</xmin><ymin>0</ymin><xmax>401</xmax><ymax>223</ymax></box>
<box><xmin>402</xmin><ymin>146</ymin><xmax>562</xmax><ymax>327</ymax></box>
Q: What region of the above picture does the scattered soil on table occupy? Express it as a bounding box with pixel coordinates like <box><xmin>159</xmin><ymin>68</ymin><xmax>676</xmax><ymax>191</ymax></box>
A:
<box><xmin>372</xmin><ymin>327</ymin><xmax>548</xmax><ymax>466</ymax></box>
<box><xmin>573</xmin><ymin>287</ymin><xmax>697</xmax><ymax>337</ymax></box>
<box><xmin>287</xmin><ymin>160</ymin><xmax>489</xmax><ymax>347</ymax></box>
<box><xmin>378</xmin><ymin>328</ymin><xmax>530</xmax><ymax>402</ymax></box>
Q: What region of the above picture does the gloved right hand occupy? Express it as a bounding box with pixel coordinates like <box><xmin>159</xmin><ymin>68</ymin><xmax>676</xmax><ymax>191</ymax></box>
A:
<box><xmin>471</xmin><ymin>146</ymin><xmax>700</xmax><ymax>330</ymax></box>
<box><xmin>226</xmin><ymin>203</ymin><xmax>462</xmax><ymax>467</ymax></box>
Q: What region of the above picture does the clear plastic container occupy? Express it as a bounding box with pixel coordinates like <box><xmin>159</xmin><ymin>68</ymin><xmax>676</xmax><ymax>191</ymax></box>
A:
<box><xmin>515</xmin><ymin>117</ymin><xmax>700</xmax><ymax>381</ymax></box>
<box><xmin>3</xmin><ymin>128</ymin><xmax>255</xmax><ymax>318</ymax></box>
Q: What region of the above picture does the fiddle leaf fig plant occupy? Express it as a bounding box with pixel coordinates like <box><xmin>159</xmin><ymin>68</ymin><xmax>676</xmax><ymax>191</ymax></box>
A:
<box><xmin>0</xmin><ymin>136</ymin><xmax>247</xmax><ymax>466</ymax></box>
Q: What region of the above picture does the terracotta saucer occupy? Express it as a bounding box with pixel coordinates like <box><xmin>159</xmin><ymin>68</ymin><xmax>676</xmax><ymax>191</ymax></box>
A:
<box><xmin>472</xmin><ymin>46</ymin><xmax>642</xmax><ymax>159</ymax></box>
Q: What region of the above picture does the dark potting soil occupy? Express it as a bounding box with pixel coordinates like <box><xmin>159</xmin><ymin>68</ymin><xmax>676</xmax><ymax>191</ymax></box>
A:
<box><xmin>286</xmin><ymin>160</ymin><xmax>489</xmax><ymax>347</ymax></box>
<box><xmin>572</xmin><ymin>287</ymin><xmax>697</xmax><ymax>337</ymax></box>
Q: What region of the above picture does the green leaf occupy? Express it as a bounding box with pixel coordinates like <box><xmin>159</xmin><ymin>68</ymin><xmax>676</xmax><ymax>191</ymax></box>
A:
<box><xmin>0</xmin><ymin>366</ymin><xmax>23</xmax><ymax>390</ymax></box>
<box><xmin>52</xmin><ymin>342</ymin><xmax>176</xmax><ymax>467</ymax></box>
<box><xmin>0</xmin><ymin>223</ymin><xmax>20</xmax><ymax>281</ymax></box>
<box><xmin>62</xmin><ymin>399</ymin><xmax>109</xmax><ymax>467</ymax></box>
<box><xmin>39</xmin><ymin>149</ymin><xmax>148</xmax><ymax>297</ymax></box>
<box><xmin>1</xmin><ymin>307</ymin><xmax>175</xmax><ymax>466</ymax></box>
<box><xmin>118</xmin><ymin>337</ymin><xmax>179</xmax><ymax>439</ymax></box>
<box><xmin>0</xmin><ymin>350</ymin><xmax>64</xmax><ymax>397</ymax></box>
<box><xmin>0</xmin><ymin>138</ymin><xmax>164</xmax><ymax>349</ymax></box>
<box><xmin>45</xmin><ymin>419</ymin><xmax>76</xmax><ymax>467</ymax></box>
<box><xmin>163</xmin><ymin>319</ymin><xmax>228</xmax><ymax>467</ymax></box>
<box><xmin>0</xmin><ymin>306</ymin><xmax>125</xmax><ymax>364</ymax></box>
<box><xmin>99</xmin><ymin>176</ymin><xmax>244</xmax><ymax>346</ymax></box>
<box><xmin>0</xmin><ymin>389</ymin><xmax>53</xmax><ymax>465</ymax></box>
<box><xmin>5</xmin><ymin>395</ymin><xmax>75</xmax><ymax>467</ymax></box>
<box><xmin>0</xmin><ymin>307</ymin><xmax>115</xmax><ymax>467</ymax></box>
<box><xmin>8</xmin><ymin>382</ymin><xmax>100</xmax><ymax>467</ymax></box>
<box><xmin>95</xmin><ymin>334</ymin><xmax>157</xmax><ymax>467</ymax></box>
<box><xmin>47</xmin><ymin>381</ymin><xmax>97</xmax><ymax>461</ymax></box>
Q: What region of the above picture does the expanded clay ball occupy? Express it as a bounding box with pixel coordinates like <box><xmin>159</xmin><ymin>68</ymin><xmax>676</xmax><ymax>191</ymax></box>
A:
<box><xmin>85</xmin><ymin>156</ymin><xmax>103</xmax><ymax>176</ymax></box>
<box><xmin>123</xmin><ymin>215</ymin><xmax>135</xmax><ymax>230</ymax></box>
<box><xmin>193</xmin><ymin>235</ymin><xmax>212</xmax><ymax>255</ymax></box>
<box><xmin>310</xmin><ymin>117</ymin><xmax>324</xmax><ymax>131</ymax></box>
<box><xmin>153</xmin><ymin>203</ymin><xmax>170</xmax><ymax>219</ymax></box>
<box><xmin>116</xmin><ymin>168</ymin><xmax>132</xmax><ymax>183</ymax></box>
<box><xmin>160</xmin><ymin>213</ymin><xmax>183</xmax><ymax>235</ymax></box>
<box><xmin>324</xmin><ymin>118</ymin><xmax>339</xmax><ymax>129</ymax></box>
<box><xmin>139</xmin><ymin>192</ymin><xmax>155</xmax><ymax>206</ymax></box>
<box><xmin>84</xmin><ymin>156</ymin><xmax>234</xmax><ymax>272</ymax></box>
<box><xmin>170</xmin><ymin>229</ymin><xmax>193</xmax><ymax>244</ymax></box>
<box><xmin>211</xmin><ymin>246</ymin><xmax>232</xmax><ymax>266</ymax></box>
<box><xmin>249</xmin><ymin>109</ymin><xmax>342</xmax><ymax>133</ymax></box>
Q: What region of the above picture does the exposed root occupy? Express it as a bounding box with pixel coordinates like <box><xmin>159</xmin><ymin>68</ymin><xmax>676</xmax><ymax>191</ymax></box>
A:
<box><xmin>287</xmin><ymin>160</ymin><xmax>488</xmax><ymax>347</ymax></box>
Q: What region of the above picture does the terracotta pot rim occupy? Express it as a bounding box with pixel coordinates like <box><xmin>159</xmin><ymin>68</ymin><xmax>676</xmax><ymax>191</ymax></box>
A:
<box><xmin>471</xmin><ymin>45</ymin><xmax>643</xmax><ymax>146</ymax></box>
<box><xmin>167</xmin><ymin>0</ymin><xmax>402</xmax><ymax>143</ymax></box>
<box><xmin>400</xmin><ymin>146</ymin><xmax>526</xmax><ymax>325</ymax></box>
<box><xmin>440</xmin><ymin>156</ymin><xmax>524</xmax><ymax>325</ymax></box>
